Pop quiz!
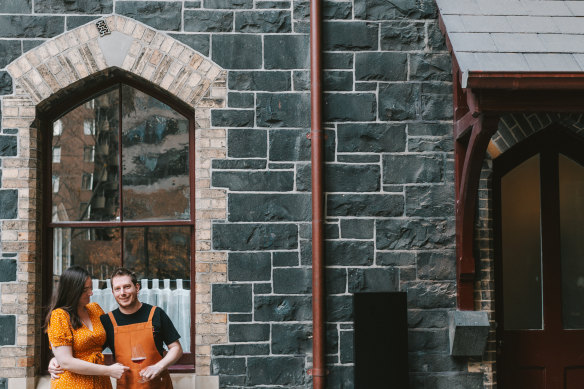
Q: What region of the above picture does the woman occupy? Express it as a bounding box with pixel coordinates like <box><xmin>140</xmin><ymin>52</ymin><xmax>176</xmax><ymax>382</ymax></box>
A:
<box><xmin>45</xmin><ymin>266</ymin><xmax>129</xmax><ymax>388</ymax></box>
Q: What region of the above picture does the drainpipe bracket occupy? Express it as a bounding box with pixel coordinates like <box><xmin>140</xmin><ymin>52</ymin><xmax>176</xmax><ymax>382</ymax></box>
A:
<box><xmin>307</xmin><ymin>368</ymin><xmax>329</xmax><ymax>377</ymax></box>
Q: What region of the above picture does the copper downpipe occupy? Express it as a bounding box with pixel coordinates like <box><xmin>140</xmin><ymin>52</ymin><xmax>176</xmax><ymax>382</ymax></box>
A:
<box><xmin>310</xmin><ymin>0</ymin><xmax>326</xmax><ymax>385</ymax></box>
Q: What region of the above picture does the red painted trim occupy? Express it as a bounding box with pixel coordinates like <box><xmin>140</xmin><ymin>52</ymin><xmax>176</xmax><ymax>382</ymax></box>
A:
<box><xmin>310</xmin><ymin>0</ymin><xmax>326</xmax><ymax>385</ymax></box>
<box><xmin>467</xmin><ymin>72</ymin><xmax>584</xmax><ymax>90</ymax></box>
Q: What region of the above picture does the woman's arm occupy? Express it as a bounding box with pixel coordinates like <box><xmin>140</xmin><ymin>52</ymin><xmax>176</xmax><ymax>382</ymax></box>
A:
<box><xmin>52</xmin><ymin>346</ymin><xmax>129</xmax><ymax>379</ymax></box>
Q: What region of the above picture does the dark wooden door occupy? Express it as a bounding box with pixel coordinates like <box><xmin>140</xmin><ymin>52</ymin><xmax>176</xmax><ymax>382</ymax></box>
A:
<box><xmin>495</xmin><ymin>128</ymin><xmax>584</xmax><ymax>389</ymax></box>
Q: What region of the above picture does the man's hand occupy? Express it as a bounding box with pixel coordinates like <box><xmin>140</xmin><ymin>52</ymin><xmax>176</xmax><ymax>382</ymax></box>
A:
<box><xmin>48</xmin><ymin>357</ymin><xmax>64</xmax><ymax>380</ymax></box>
<box><xmin>139</xmin><ymin>363</ymin><xmax>163</xmax><ymax>382</ymax></box>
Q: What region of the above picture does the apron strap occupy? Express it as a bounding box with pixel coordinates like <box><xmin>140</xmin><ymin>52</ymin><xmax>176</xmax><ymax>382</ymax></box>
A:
<box><xmin>147</xmin><ymin>306</ymin><xmax>157</xmax><ymax>322</ymax></box>
<box><xmin>108</xmin><ymin>311</ymin><xmax>118</xmax><ymax>327</ymax></box>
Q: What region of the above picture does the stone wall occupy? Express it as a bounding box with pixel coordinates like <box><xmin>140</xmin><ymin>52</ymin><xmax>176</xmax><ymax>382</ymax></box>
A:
<box><xmin>0</xmin><ymin>0</ymin><xmax>496</xmax><ymax>388</ymax></box>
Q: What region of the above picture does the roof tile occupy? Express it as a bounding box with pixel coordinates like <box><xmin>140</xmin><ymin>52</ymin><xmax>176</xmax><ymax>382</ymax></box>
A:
<box><xmin>523</xmin><ymin>53</ymin><xmax>581</xmax><ymax>71</ymax></box>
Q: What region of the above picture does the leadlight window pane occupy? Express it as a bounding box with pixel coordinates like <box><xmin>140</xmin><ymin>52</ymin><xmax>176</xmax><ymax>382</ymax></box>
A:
<box><xmin>51</xmin><ymin>87</ymin><xmax>120</xmax><ymax>222</ymax></box>
<box><xmin>121</xmin><ymin>85</ymin><xmax>190</xmax><ymax>221</ymax></box>
<box><xmin>53</xmin><ymin>147</ymin><xmax>61</xmax><ymax>163</ymax></box>
<box><xmin>123</xmin><ymin>226</ymin><xmax>191</xmax><ymax>351</ymax></box>
<box><xmin>559</xmin><ymin>154</ymin><xmax>584</xmax><ymax>329</ymax></box>
<box><xmin>501</xmin><ymin>155</ymin><xmax>543</xmax><ymax>330</ymax></box>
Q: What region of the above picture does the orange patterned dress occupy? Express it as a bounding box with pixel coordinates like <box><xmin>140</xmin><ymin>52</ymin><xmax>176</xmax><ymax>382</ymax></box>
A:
<box><xmin>48</xmin><ymin>302</ymin><xmax>112</xmax><ymax>389</ymax></box>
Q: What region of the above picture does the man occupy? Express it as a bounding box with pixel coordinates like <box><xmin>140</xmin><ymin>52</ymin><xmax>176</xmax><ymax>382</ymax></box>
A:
<box><xmin>50</xmin><ymin>267</ymin><xmax>183</xmax><ymax>388</ymax></box>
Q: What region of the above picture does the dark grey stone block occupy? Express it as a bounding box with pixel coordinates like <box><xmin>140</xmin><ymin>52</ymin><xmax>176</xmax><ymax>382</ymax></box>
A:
<box><xmin>229</xmin><ymin>313</ymin><xmax>252</xmax><ymax>322</ymax></box>
<box><xmin>383</xmin><ymin>154</ymin><xmax>443</xmax><ymax>184</ymax></box>
<box><xmin>2</xmin><ymin>129</ymin><xmax>16</xmax><ymax>135</ymax></box>
<box><xmin>355</xmin><ymin>0</ymin><xmax>436</xmax><ymax>20</ymax></box>
<box><xmin>257</xmin><ymin>1</ymin><xmax>290</xmax><ymax>8</ymax></box>
<box><xmin>212</xmin><ymin>159</ymin><xmax>266</xmax><ymax>169</ymax></box>
<box><xmin>272</xmin><ymin>323</ymin><xmax>311</xmax><ymax>354</ymax></box>
<box><xmin>0</xmin><ymin>135</ymin><xmax>16</xmax><ymax>156</ymax></box>
<box><xmin>23</xmin><ymin>40</ymin><xmax>45</xmax><ymax>51</ymax></box>
<box><xmin>213</xmin><ymin>171</ymin><xmax>294</xmax><ymax>191</ymax></box>
<box><xmin>213</xmin><ymin>223</ymin><xmax>298</xmax><ymax>250</ymax></box>
<box><xmin>327</xmin><ymin>295</ymin><xmax>353</xmax><ymax>321</ymax></box>
<box><xmin>408</xmin><ymin>309</ymin><xmax>449</xmax><ymax>328</ymax></box>
<box><xmin>273</xmin><ymin>268</ymin><xmax>311</xmax><ymax>294</ymax></box>
<box><xmin>337</xmin><ymin>154</ymin><xmax>380</xmax><ymax>163</ymax></box>
<box><xmin>211</xmin><ymin>109</ymin><xmax>254</xmax><ymax>127</ymax></box>
<box><xmin>229</xmin><ymin>193</ymin><xmax>311</xmax><ymax>222</ymax></box>
<box><xmin>408</xmin><ymin>122</ymin><xmax>451</xmax><ymax>136</ymax></box>
<box><xmin>264</xmin><ymin>35</ymin><xmax>309</xmax><ymax>69</ymax></box>
<box><xmin>212</xmin><ymin>343</ymin><xmax>269</xmax><ymax>355</ymax></box>
<box><xmin>218</xmin><ymin>375</ymin><xmax>246</xmax><ymax>387</ymax></box>
<box><xmin>406</xmin><ymin>185</ymin><xmax>455</xmax><ymax>217</ymax></box>
<box><xmin>35</xmin><ymin>0</ymin><xmax>111</xmax><ymax>13</ymax></box>
<box><xmin>327</xmin><ymin>365</ymin><xmax>354</xmax><ymax>388</ymax></box>
<box><xmin>428</xmin><ymin>21</ymin><xmax>447</xmax><ymax>51</ymax></box>
<box><xmin>323</xmin><ymin>52</ymin><xmax>353</xmax><ymax>69</ymax></box>
<box><xmin>294</xmin><ymin>1</ymin><xmax>352</xmax><ymax>20</ymax></box>
<box><xmin>0</xmin><ymin>190</ymin><xmax>17</xmax><ymax>219</ymax></box>
<box><xmin>269</xmin><ymin>129</ymin><xmax>335</xmax><ymax>161</ymax></box>
<box><xmin>327</xmin><ymin>194</ymin><xmax>404</xmax><ymax>217</ymax></box>
<box><xmin>409</xmin><ymin>328</ymin><xmax>449</xmax><ymax>352</ymax></box>
<box><xmin>246</xmin><ymin>357</ymin><xmax>305</xmax><ymax>385</ymax></box>
<box><xmin>66</xmin><ymin>16</ymin><xmax>100</xmax><ymax>30</ymax></box>
<box><xmin>204</xmin><ymin>0</ymin><xmax>252</xmax><ymax>8</ymax></box>
<box><xmin>228</xmin><ymin>252</ymin><xmax>271</xmax><ymax>281</ymax></box>
<box><xmin>297</xmin><ymin>164</ymin><xmax>380</xmax><ymax>192</ymax></box>
<box><xmin>185</xmin><ymin>1</ymin><xmax>201</xmax><ymax>7</ymax></box>
<box><xmin>376</xmin><ymin>218</ymin><xmax>454</xmax><ymax>250</ymax></box>
<box><xmin>421</xmin><ymin>82</ymin><xmax>453</xmax><ymax>120</ymax></box>
<box><xmin>292</xmin><ymin>70</ymin><xmax>310</xmax><ymax>90</ymax></box>
<box><xmin>254</xmin><ymin>295</ymin><xmax>312</xmax><ymax>321</ymax></box>
<box><xmin>323</xmin><ymin>93</ymin><xmax>376</xmax><ymax>122</ymax></box>
<box><xmin>326</xmin><ymin>241</ymin><xmax>374</xmax><ymax>266</ymax></box>
<box><xmin>169</xmin><ymin>33</ymin><xmax>210</xmax><ymax>56</ymax></box>
<box><xmin>254</xmin><ymin>283</ymin><xmax>272</xmax><ymax>294</ymax></box>
<box><xmin>326</xmin><ymin>268</ymin><xmax>346</xmax><ymax>294</ymax></box>
<box><xmin>355</xmin><ymin>52</ymin><xmax>407</xmax><ymax>81</ymax></box>
<box><xmin>229</xmin><ymin>323</ymin><xmax>270</xmax><ymax>342</ymax></box>
<box><xmin>0</xmin><ymin>260</ymin><xmax>16</xmax><ymax>282</ymax></box>
<box><xmin>235</xmin><ymin>10</ymin><xmax>291</xmax><ymax>33</ymax></box>
<box><xmin>211</xmin><ymin>357</ymin><xmax>246</xmax><ymax>375</ymax></box>
<box><xmin>417</xmin><ymin>251</ymin><xmax>456</xmax><ymax>280</ymax></box>
<box><xmin>116</xmin><ymin>2</ymin><xmax>182</xmax><ymax>31</ymax></box>
<box><xmin>212</xmin><ymin>284</ymin><xmax>252</xmax><ymax>312</ymax></box>
<box><xmin>324</xmin><ymin>71</ymin><xmax>353</xmax><ymax>91</ymax></box>
<box><xmin>0</xmin><ymin>378</ymin><xmax>5</xmax><ymax>389</ymax></box>
<box><xmin>227</xmin><ymin>128</ymin><xmax>266</xmax><ymax>158</ymax></box>
<box><xmin>337</xmin><ymin>123</ymin><xmax>406</xmax><ymax>153</ymax></box>
<box><xmin>448</xmin><ymin>310</ymin><xmax>490</xmax><ymax>356</ymax></box>
<box><xmin>348</xmin><ymin>268</ymin><xmax>399</xmax><ymax>293</ymax></box>
<box><xmin>0</xmin><ymin>41</ymin><xmax>21</xmax><ymax>69</ymax></box>
<box><xmin>409</xmin><ymin>136</ymin><xmax>454</xmax><ymax>152</ymax></box>
<box><xmin>227</xmin><ymin>92</ymin><xmax>254</xmax><ymax>108</ymax></box>
<box><xmin>1</xmin><ymin>0</ymin><xmax>31</xmax><ymax>13</ymax></box>
<box><xmin>406</xmin><ymin>281</ymin><xmax>456</xmax><ymax>309</ymax></box>
<box><xmin>380</xmin><ymin>21</ymin><xmax>425</xmax><ymax>51</ymax></box>
<box><xmin>0</xmin><ymin>16</ymin><xmax>64</xmax><ymax>38</ymax></box>
<box><xmin>0</xmin><ymin>316</ymin><xmax>15</xmax><ymax>345</ymax></box>
<box><xmin>184</xmin><ymin>10</ymin><xmax>233</xmax><ymax>32</ymax></box>
<box><xmin>408</xmin><ymin>353</ymin><xmax>466</xmax><ymax>372</ymax></box>
<box><xmin>379</xmin><ymin>83</ymin><xmax>420</xmax><ymax>120</ymax></box>
<box><xmin>212</xmin><ymin>35</ymin><xmax>262</xmax><ymax>69</ymax></box>
<box><xmin>323</xmin><ymin>21</ymin><xmax>378</xmax><ymax>51</ymax></box>
<box><xmin>355</xmin><ymin>82</ymin><xmax>377</xmax><ymax>91</ymax></box>
<box><xmin>340</xmin><ymin>219</ymin><xmax>374</xmax><ymax>239</ymax></box>
<box><xmin>229</xmin><ymin>71</ymin><xmax>291</xmax><ymax>91</ymax></box>
<box><xmin>410</xmin><ymin>53</ymin><xmax>452</xmax><ymax>81</ymax></box>
<box><xmin>413</xmin><ymin>373</ymin><xmax>484</xmax><ymax>389</ymax></box>
<box><xmin>273</xmin><ymin>251</ymin><xmax>298</xmax><ymax>267</ymax></box>
<box><xmin>376</xmin><ymin>251</ymin><xmax>416</xmax><ymax>267</ymax></box>
<box><xmin>339</xmin><ymin>330</ymin><xmax>353</xmax><ymax>363</ymax></box>
<box><xmin>256</xmin><ymin>93</ymin><xmax>310</xmax><ymax>127</ymax></box>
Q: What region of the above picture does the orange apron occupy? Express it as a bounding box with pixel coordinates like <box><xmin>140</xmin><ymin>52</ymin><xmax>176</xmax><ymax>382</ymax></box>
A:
<box><xmin>108</xmin><ymin>307</ymin><xmax>173</xmax><ymax>389</ymax></box>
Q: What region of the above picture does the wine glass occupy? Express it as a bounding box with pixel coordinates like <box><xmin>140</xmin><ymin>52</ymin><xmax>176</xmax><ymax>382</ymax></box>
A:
<box><xmin>131</xmin><ymin>344</ymin><xmax>147</xmax><ymax>383</ymax></box>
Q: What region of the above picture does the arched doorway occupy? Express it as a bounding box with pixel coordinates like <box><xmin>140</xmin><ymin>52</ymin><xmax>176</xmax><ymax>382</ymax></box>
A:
<box><xmin>494</xmin><ymin>126</ymin><xmax>584</xmax><ymax>388</ymax></box>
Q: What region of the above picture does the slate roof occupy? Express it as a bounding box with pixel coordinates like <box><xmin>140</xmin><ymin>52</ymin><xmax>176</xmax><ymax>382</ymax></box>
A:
<box><xmin>436</xmin><ymin>0</ymin><xmax>584</xmax><ymax>87</ymax></box>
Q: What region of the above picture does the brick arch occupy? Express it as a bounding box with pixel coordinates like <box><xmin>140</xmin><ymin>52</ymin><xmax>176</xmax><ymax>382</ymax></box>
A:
<box><xmin>492</xmin><ymin>113</ymin><xmax>584</xmax><ymax>155</ymax></box>
<box><xmin>0</xmin><ymin>15</ymin><xmax>228</xmax><ymax>380</ymax></box>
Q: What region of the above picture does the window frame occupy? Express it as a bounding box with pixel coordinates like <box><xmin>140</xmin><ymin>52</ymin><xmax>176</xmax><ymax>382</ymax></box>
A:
<box><xmin>41</xmin><ymin>76</ymin><xmax>196</xmax><ymax>372</ymax></box>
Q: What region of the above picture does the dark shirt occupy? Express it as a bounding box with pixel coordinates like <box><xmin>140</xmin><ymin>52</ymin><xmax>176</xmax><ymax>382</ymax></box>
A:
<box><xmin>100</xmin><ymin>303</ymin><xmax>181</xmax><ymax>358</ymax></box>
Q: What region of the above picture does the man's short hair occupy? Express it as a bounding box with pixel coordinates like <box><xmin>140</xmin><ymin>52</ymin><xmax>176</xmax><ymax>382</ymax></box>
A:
<box><xmin>111</xmin><ymin>267</ymin><xmax>138</xmax><ymax>285</ymax></box>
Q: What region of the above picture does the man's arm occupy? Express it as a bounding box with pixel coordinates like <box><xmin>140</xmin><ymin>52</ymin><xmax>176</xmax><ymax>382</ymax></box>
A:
<box><xmin>139</xmin><ymin>341</ymin><xmax>183</xmax><ymax>382</ymax></box>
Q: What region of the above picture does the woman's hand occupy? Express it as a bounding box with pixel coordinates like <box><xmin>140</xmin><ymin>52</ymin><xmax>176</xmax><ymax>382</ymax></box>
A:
<box><xmin>107</xmin><ymin>363</ymin><xmax>130</xmax><ymax>379</ymax></box>
<box><xmin>48</xmin><ymin>357</ymin><xmax>64</xmax><ymax>379</ymax></box>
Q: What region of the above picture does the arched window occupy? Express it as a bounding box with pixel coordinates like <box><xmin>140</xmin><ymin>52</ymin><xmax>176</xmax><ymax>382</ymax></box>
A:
<box><xmin>46</xmin><ymin>82</ymin><xmax>194</xmax><ymax>366</ymax></box>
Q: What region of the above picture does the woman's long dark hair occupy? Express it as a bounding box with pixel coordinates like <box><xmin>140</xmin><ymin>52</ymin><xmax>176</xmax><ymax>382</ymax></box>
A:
<box><xmin>44</xmin><ymin>266</ymin><xmax>91</xmax><ymax>331</ymax></box>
